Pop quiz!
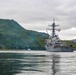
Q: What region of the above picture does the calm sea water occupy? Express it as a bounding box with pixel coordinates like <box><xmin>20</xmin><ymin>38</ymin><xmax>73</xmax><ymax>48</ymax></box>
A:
<box><xmin>0</xmin><ymin>50</ymin><xmax>76</xmax><ymax>75</ymax></box>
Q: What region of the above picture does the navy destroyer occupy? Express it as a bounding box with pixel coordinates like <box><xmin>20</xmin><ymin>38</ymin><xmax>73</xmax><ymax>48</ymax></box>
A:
<box><xmin>45</xmin><ymin>19</ymin><xmax>73</xmax><ymax>52</ymax></box>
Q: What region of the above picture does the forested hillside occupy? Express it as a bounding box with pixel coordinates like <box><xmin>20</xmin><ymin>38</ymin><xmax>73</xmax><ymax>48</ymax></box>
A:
<box><xmin>0</xmin><ymin>19</ymin><xmax>48</xmax><ymax>50</ymax></box>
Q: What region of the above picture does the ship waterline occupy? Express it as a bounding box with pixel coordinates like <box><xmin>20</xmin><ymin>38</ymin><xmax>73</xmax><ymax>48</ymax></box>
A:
<box><xmin>45</xmin><ymin>45</ymin><xmax>73</xmax><ymax>52</ymax></box>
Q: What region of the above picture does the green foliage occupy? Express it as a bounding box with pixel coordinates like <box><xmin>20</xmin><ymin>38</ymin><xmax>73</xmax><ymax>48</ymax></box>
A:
<box><xmin>62</xmin><ymin>40</ymin><xmax>76</xmax><ymax>50</ymax></box>
<box><xmin>0</xmin><ymin>19</ymin><xmax>48</xmax><ymax>50</ymax></box>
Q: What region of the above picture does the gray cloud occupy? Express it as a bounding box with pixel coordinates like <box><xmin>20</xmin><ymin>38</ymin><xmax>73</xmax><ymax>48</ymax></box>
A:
<box><xmin>0</xmin><ymin>0</ymin><xmax>76</xmax><ymax>39</ymax></box>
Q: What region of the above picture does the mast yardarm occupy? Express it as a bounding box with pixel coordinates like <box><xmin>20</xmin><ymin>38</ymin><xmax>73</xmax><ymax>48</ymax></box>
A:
<box><xmin>48</xmin><ymin>19</ymin><xmax>59</xmax><ymax>37</ymax></box>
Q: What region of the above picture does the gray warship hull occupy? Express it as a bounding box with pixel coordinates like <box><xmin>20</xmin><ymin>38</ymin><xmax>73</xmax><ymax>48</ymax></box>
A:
<box><xmin>45</xmin><ymin>19</ymin><xmax>74</xmax><ymax>52</ymax></box>
<box><xmin>45</xmin><ymin>45</ymin><xmax>73</xmax><ymax>52</ymax></box>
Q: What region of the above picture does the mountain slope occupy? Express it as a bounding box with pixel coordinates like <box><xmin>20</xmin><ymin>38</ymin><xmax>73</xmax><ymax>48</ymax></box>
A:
<box><xmin>0</xmin><ymin>19</ymin><xmax>48</xmax><ymax>50</ymax></box>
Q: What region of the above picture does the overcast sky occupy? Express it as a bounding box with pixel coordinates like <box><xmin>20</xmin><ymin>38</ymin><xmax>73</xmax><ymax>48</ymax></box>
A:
<box><xmin>0</xmin><ymin>0</ymin><xmax>76</xmax><ymax>40</ymax></box>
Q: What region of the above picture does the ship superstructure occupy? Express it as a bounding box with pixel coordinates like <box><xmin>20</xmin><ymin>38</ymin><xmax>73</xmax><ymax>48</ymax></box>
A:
<box><xmin>45</xmin><ymin>19</ymin><xmax>73</xmax><ymax>52</ymax></box>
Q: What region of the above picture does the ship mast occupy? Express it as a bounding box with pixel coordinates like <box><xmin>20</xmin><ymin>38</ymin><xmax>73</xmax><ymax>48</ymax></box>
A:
<box><xmin>49</xmin><ymin>19</ymin><xmax>59</xmax><ymax>37</ymax></box>
<box><xmin>52</xmin><ymin>18</ymin><xmax>55</xmax><ymax>37</ymax></box>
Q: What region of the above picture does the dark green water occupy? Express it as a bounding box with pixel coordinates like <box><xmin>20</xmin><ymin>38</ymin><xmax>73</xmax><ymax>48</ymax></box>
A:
<box><xmin>0</xmin><ymin>51</ymin><xmax>76</xmax><ymax>75</ymax></box>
